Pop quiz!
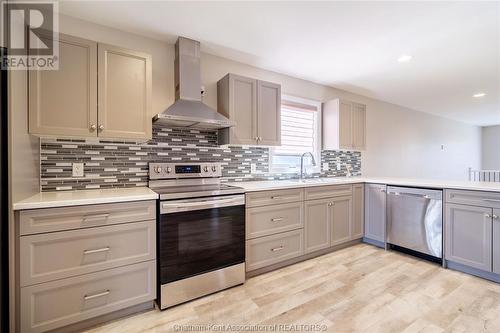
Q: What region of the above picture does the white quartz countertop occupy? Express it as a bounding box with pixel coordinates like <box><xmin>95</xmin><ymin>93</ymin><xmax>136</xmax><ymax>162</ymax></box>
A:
<box><xmin>13</xmin><ymin>187</ymin><xmax>158</xmax><ymax>211</ymax></box>
<box><xmin>228</xmin><ymin>177</ymin><xmax>500</xmax><ymax>193</ymax></box>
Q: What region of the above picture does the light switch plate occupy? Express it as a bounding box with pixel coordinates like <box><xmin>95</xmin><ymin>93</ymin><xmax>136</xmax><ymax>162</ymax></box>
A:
<box><xmin>72</xmin><ymin>163</ymin><xmax>84</xmax><ymax>177</ymax></box>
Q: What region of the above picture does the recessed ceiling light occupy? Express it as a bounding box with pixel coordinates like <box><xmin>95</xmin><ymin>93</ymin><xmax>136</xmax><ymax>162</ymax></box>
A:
<box><xmin>397</xmin><ymin>55</ymin><xmax>412</xmax><ymax>63</ymax></box>
<box><xmin>473</xmin><ymin>92</ymin><xmax>486</xmax><ymax>98</ymax></box>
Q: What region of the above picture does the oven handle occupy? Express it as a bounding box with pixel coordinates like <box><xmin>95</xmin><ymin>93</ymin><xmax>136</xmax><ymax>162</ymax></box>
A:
<box><xmin>161</xmin><ymin>195</ymin><xmax>245</xmax><ymax>214</ymax></box>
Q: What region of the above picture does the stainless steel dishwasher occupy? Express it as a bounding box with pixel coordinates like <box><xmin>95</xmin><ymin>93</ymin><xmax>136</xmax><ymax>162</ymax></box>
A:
<box><xmin>387</xmin><ymin>186</ymin><xmax>443</xmax><ymax>259</ymax></box>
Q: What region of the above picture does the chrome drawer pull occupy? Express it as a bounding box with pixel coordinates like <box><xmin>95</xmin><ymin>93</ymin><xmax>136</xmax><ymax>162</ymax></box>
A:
<box><xmin>83</xmin><ymin>213</ymin><xmax>110</xmax><ymax>222</ymax></box>
<box><xmin>271</xmin><ymin>246</ymin><xmax>284</xmax><ymax>252</ymax></box>
<box><xmin>270</xmin><ymin>196</ymin><xmax>282</xmax><ymax>199</ymax></box>
<box><xmin>271</xmin><ymin>217</ymin><xmax>284</xmax><ymax>222</ymax></box>
<box><xmin>483</xmin><ymin>199</ymin><xmax>500</xmax><ymax>203</ymax></box>
<box><xmin>83</xmin><ymin>247</ymin><xmax>110</xmax><ymax>255</ymax></box>
<box><xmin>485</xmin><ymin>214</ymin><xmax>492</xmax><ymax>218</ymax></box>
<box><xmin>84</xmin><ymin>290</ymin><xmax>110</xmax><ymax>300</ymax></box>
<box><xmin>493</xmin><ymin>215</ymin><xmax>499</xmax><ymax>219</ymax></box>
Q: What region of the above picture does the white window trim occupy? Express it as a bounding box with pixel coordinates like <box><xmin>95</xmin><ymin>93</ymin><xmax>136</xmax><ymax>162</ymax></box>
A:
<box><xmin>270</xmin><ymin>94</ymin><xmax>322</xmax><ymax>174</ymax></box>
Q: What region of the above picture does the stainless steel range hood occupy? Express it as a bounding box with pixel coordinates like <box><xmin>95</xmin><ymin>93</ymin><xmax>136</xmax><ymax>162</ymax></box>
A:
<box><xmin>153</xmin><ymin>37</ymin><xmax>235</xmax><ymax>129</ymax></box>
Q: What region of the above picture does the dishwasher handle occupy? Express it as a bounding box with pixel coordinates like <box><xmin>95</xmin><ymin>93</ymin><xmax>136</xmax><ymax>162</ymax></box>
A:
<box><xmin>387</xmin><ymin>191</ymin><xmax>432</xmax><ymax>200</ymax></box>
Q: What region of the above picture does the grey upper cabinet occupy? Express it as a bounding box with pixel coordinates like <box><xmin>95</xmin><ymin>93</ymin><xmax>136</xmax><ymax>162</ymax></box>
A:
<box><xmin>364</xmin><ymin>183</ymin><xmax>386</xmax><ymax>243</ymax></box>
<box><xmin>323</xmin><ymin>98</ymin><xmax>366</xmax><ymax>151</ymax></box>
<box><xmin>494</xmin><ymin>209</ymin><xmax>500</xmax><ymax>274</ymax></box>
<box><xmin>445</xmin><ymin>204</ymin><xmax>492</xmax><ymax>272</ymax></box>
<box><xmin>331</xmin><ymin>196</ymin><xmax>352</xmax><ymax>246</ymax></box>
<box><xmin>352</xmin><ymin>184</ymin><xmax>364</xmax><ymax>239</ymax></box>
<box><xmin>29</xmin><ymin>33</ymin><xmax>98</xmax><ymax>137</ymax></box>
<box><xmin>304</xmin><ymin>198</ymin><xmax>331</xmax><ymax>253</ymax></box>
<box><xmin>217</xmin><ymin>74</ymin><xmax>258</xmax><ymax>145</ymax></box>
<box><xmin>217</xmin><ymin>74</ymin><xmax>281</xmax><ymax>146</ymax></box>
<box><xmin>29</xmin><ymin>34</ymin><xmax>152</xmax><ymax>140</ymax></box>
<box><xmin>98</xmin><ymin>44</ymin><xmax>152</xmax><ymax>140</ymax></box>
<box><xmin>257</xmin><ymin>80</ymin><xmax>281</xmax><ymax>146</ymax></box>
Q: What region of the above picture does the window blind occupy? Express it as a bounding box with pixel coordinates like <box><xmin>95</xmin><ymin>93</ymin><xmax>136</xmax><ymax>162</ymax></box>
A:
<box><xmin>274</xmin><ymin>106</ymin><xmax>318</xmax><ymax>156</ymax></box>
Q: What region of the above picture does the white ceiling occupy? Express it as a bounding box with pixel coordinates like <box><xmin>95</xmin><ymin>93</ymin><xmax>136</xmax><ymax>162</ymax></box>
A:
<box><xmin>58</xmin><ymin>1</ymin><xmax>500</xmax><ymax>126</ymax></box>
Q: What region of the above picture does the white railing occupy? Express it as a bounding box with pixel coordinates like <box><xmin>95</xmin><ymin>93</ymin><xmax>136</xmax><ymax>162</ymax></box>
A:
<box><xmin>469</xmin><ymin>168</ymin><xmax>500</xmax><ymax>182</ymax></box>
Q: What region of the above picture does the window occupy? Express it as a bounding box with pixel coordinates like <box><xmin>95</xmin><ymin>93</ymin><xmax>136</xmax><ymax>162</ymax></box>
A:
<box><xmin>270</xmin><ymin>95</ymin><xmax>322</xmax><ymax>174</ymax></box>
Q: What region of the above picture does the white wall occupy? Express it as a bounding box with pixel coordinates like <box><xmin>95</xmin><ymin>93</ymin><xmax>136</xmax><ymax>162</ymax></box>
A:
<box><xmin>482</xmin><ymin>125</ymin><xmax>500</xmax><ymax>169</ymax></box>
<box><xmin>53</xmin><ymin>15</ymin><xmax>482</xmax><ymax>181</ymax></box>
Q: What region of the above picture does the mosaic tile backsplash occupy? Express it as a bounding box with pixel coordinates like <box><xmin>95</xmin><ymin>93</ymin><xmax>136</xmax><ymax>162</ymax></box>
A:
<box><xmin>40</xmin><ymin>125</ymin><xmax>361</xmax><ymax>191</ymax></box>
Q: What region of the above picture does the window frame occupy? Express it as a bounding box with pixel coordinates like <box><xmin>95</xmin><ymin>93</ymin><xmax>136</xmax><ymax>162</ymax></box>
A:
<box><xmin>270</xmin><ymin>94</ymin><xmax>322</xmax><ymax>174</ymax></box>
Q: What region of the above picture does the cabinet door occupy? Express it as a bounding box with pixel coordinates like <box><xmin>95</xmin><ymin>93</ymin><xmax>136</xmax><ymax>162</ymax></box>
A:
<box><xmin>228</xmin><ymin>74</ymin><xmax>258</xmax><ymax>145</ymax></box>
<box><xmin>352</xmin><ymin>184</ymin><xmax>364</xmax><ymax>239</ymax></box>
<box><xmin>257</xmin><ymin>80</ymin><xmax>281</xmax><ymax>146</ymax></box>
<box><xmin>29</xmin><ymin>33</ymin><xmax>97</xmax><ymax>137</ymax></box>
<box><xmin>445</xmin><ymin>204</ymin><xmax>492</xmax><ymax>272</ymax></box>
<box><xmin>364</xmin><ymin>184</ymin><xmax>386</xmax><ymax>243</ymax></box>
<box><xmin>331</xmin><ymin>196</ymin><xmax>352</xmax><ymax>246</ymax></box>
<box><xmin>338</xmin><ymin>100</ymin><xmax>353</xmax><ymax>149</ymax></box>
<box><xmin>492</xmin><ymin>210</ymin><xmax>500</xmax><ymax>274</ymax></box>
<box><xmin>98</xmin><ymin>44</ymin><xmax>152</xmax><ymax>140</ymax></box>
<box><xmin>352</xmin><ymin>103</ymin><xmax>366</xmax><ymax>150</ymax></box>
<box><xmin>304</xmin><ymin>198</ymin><xmax>331</xmax><ymax>253</ymax></box>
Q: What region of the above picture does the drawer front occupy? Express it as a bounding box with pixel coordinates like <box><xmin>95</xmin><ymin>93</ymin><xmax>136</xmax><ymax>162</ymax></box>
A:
<box><xmin>246</xmin><ymin>229</ymin><xmax>304</xmax><ymax>271</ymax></box>
<box><xmin>246</xmin><ymin>188</ymin><xmax>303</xmax><ymax>208</ymax></box>
<box><xmin>246</xmin><ymin>202</ymin><xmax>304</xmax><ymax>239</ymax></box>
<box><xmin>20</xmin><ymin>220</ymin><xmax>156</xmax><ymax>287</ymax></box>
<box><xmin>446</xmin><ymin>189</ymin><xmax>500</xmax><ymax>209</ymax></box>
<box><xmin>19</xmin><ymin>200</ymin><xmax>156</xmax><ymax>235</ymax></box>
<box><xmin>20</xmin><ymin>261</ymin><xmax>156</xmax><ymax>333</ymax></box>
<box><xmin>305</xmin><ymin>184</ymin><xmax>353</xmax><ymax>201</ymax></box>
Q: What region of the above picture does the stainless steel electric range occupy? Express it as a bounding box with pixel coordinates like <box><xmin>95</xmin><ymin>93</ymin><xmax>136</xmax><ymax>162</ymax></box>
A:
<box><xmin>149</xmin><ymin>162</ymin><xmax>246</xmax><ymax>309</ymax></box>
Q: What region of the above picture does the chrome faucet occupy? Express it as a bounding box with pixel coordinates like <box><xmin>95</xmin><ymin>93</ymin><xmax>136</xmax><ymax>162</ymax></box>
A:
<box><xmin>300</xmin><ymin>152</ymin><xmax>317</xmax><ymax>180</ymax></box>
<box><xmin>346</xmin><ymin>164</ymin><xmax>353</xmax><ymax>177</ymax></box>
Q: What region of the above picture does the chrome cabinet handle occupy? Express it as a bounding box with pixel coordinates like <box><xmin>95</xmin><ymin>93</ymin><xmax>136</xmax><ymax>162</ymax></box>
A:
<box><xmin>271</xmin><ymin>246</ymin><xmax>284</xmax><ymax>252</ymax></box>
<box><xmin>84</xmin><ymin>290</ymin><xmax>110</xmax><ymax>301</ymax></box>
<box><xmin>380</xmin><ymin>189</ymin><xmax>386</xmax><ymax>193</ymax></box>
<box><xmin>90</xmin><ymin>124</ymin><xmax>96</xmax><ymax>131</ymax></box>
<box><xmin>82</xmin><ymin>213</ymin><xmax>110</xmax><ymax>223</ymax></box>
<box><xmin>98</xmin><ymin>124</ymin><xmax>104</xmax><ymax>131</ymax></box>
<box><xmin>485</xmin><ymin>214</ymin><xmax>492</xmax><ymax>218</ymax></box>
<box><xmin>328</xmin><ymin>202</ymin><xmax>333</xmax><ymax>206</ymax></box>
<box><xmin>83</xmin><ymin>247</ymin><xmax>110</xmax><ymax>255</ymax></box>
<box><xmin>483</xmin><ymin>199</ymin><xmax>500</xmax><ymax>203</ymax></box>
<box><xmin>270</xmin><ymin>196</ymin><xmax>282</xmax><ymax>199</ymax></box>
<box><xmin>493</xmin><ymin>215</ymin><xmax>499</xmax><ymax>219</ymax></box>
<box><xmin>271</xmin><ymin>217</ymin><xmax>284</xmax><ymax>222</ymax></box>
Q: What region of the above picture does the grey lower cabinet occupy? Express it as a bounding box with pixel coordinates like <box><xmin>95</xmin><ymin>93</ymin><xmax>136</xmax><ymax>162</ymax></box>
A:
<box><xmin>494</xmin><ymin>209</ymin><xmax>500</xmax><ymax>274</ymax></box>
<box><xmin>330</xmin><ymin>196</ymin><xmax>352</xmax><ymax>246</ymax></box>
<box><xmin>17</xmin><ymin>200</ymin><xmax>157</xmax><ymax>333</ymax></box>
<box><xmin>445</xmin><ymin>204</ymin><xmax>492</xmax><ymax>271</ymax></box>
<box><xmin>352</xmin><ymin>184</ymin><xmax>364</xmax><ymax>239</ymax></box>
<box><xmin>364</xmin><ymin>183</ymin><xmax>386</xmax><ymax>245</ymax></box>
<box><xmin>304</xmin><ymin>198</ymin><xmax>331</xmax><ymax>253</ymax></box>
<box><xmin>245</xmin><ymin>189</ymin><xmax>304</xmax><ymax>272</ymax></box>
<box><xmin>217</xmin><ymin>73</ymin><xmax>281</xmax><ymax>146</ymax></box>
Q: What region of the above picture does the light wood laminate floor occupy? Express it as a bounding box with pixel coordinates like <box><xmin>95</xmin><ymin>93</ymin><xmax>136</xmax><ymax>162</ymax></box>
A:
<box><xmin>84</xmin><ymin>244</ymin><xmax>500</xmax><ymax>333</ymax></box>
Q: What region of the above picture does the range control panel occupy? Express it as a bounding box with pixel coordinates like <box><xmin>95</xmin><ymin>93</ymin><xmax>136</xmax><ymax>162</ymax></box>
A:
<box><xmin>149</xmin><ymin>162</ymin><xmax>222</xmax><ymax>179</ymax></box>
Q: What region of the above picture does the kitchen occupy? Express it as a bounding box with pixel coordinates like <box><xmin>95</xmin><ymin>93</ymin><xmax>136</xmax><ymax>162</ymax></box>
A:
<box><xmin>2</xmin><ymin>1</ymin><xmax>500</xmax><ymax>332</ymax></box>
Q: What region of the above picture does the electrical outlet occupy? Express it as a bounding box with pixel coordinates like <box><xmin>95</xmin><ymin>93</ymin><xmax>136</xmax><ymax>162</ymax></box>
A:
<box><xmin>441</xmin><ymin>144</ymin><xmax>445</xmax><ymax>151</ymax></box>
<box><xmin>323</xmin><ymin>162</ymin><xmax>329</xmax><ymax>171</ymax></box>
<box><xmin>250</xmin><ymin>163</ymin><xmax>257</xmax><ymax>174</ymax></box>
<box><xmin>336</xmin><ymin>163</ymin><xmax>341</xmax><ymax>171</ymax></box>
<box><xmin>72</xmin><ymin>163</ymin><xmax>84</xmax><ymax>177</ymax></box>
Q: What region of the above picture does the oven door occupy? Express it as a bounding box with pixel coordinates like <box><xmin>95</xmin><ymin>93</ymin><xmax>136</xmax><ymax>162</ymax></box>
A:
<box><xmin>159</xmin><ymin>195</ymin><xmax>245</xmax><ymax>284</ymax></box>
